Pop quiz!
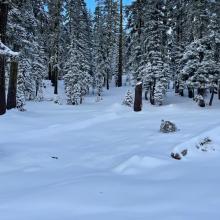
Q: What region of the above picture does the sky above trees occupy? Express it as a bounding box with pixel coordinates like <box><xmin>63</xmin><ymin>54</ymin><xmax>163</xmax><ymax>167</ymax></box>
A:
<box><xmin>86</xmin><ymin>0</ymin><xmax>132</xmax><ymax>11</ymax></box>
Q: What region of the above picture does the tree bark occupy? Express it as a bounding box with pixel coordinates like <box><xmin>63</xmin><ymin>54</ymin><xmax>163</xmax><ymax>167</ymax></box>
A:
<box><xmin>209</xmin><ymin>87</ymin><xmax>215</xmax><ymax>106</ymax></box>
<box><xmin>179</xmin><ymin>89</ymin><xmax>184</xmax><ymax>96</ymax></box>
<box><xmin>218</xmin><ymin>80</ymin><xmax>220</xmax><ymax>100</ymax></box>
<box><xmin>48</xmin><ymin>62</ymin><xmax>52</xmax><ymax>81</ymax></box>
<box><xmin>150</xmin><ymin>79</ymin><xmax>156</xmax><ymax>105</ymax></box>
<box><xmin>106</xmin><ymin>71</ymin><xmax>109</xmax><ymax>90</ymax></box>
<box><xmin>134</xmin><ymin>82</ymin><xmax>142</xmax><ymax>112</ymax></box>
<box><xmin>0</xmin><ymin>1</ymin><xmax>9</xmax><ymax>115</ymax></box>
<box><xmin>117</xmin><ymin>0</ymin><xmax>123</xmax><ymax>87</ymax></box>
<box><xmin>7</xmin><ymin>61</ymin><xmax>18</xmax><ymax>110</ymax></box>
<box><xmin>197</xmin><ymin>87</ymin><xmax>205</xmax><ymax>96</ymax></box>
<box><xmin>188</xmin><ymin>87</ymin><xmax>194</xmax><ymax>98</ymax></box>
<box><xmin>174</xmin><ymin>81</ymin><xmax>179</xmax><ymax>93</ymax></box>
<box><xmin>54</xmin><ymin>66</ymin><xmax>58</xmax><ymax>94</ymax></box>
<box><xmin>144</xmin><ymin>90</ymin><xmax>148</xmax><ymax>100</ymax></box>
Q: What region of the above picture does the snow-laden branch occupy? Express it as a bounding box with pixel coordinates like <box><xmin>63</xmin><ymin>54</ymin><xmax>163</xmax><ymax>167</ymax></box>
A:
<box><xmin>0</xmin><ymin>42</ymin><xmax>19</xmax><ymax>57</ymax></box>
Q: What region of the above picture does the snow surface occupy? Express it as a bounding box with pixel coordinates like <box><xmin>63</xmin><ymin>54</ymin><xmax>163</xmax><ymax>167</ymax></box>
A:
<box><xmin>1</xmin><ymin>81</ymin><xmax>220</xmax><ymax>220</ymax></box>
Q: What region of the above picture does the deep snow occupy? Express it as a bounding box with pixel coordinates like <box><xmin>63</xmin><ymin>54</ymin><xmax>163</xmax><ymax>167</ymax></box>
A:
<box><xmin>1</xmin><ymin>81</ymin><xmax>220</xmax><ymax>220</ymax></box>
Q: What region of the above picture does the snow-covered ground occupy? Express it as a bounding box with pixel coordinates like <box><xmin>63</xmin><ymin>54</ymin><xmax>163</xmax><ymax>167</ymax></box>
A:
<box><xmin>1</xmin><ymin>81</ymin><xmax>220</xmax><ymax>220</ymax></box>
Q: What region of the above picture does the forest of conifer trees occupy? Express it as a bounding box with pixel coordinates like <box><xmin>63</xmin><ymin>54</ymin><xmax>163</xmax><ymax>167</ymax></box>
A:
<box><xmin>0</xmin><ymin>0</ymin><xmax>220</xmax><ymax>115</ymax></box>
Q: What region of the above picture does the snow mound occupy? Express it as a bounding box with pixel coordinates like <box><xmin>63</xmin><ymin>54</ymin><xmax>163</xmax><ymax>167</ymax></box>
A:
<box><xmin>172</xmin><ymin>126</ymin><xmax>220</xmax><ymax>159</ymax></box>
<box><xmin>114</xmin><ymin>155</ymin><xmax>169</xmax><ymax>175</ymax></box>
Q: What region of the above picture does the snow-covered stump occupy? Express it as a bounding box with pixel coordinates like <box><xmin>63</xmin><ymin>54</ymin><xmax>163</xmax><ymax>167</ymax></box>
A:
<box><xmin>134</xmin><ymin>81</ymin><xmax>142</xmax><ymax>112</ymax></box>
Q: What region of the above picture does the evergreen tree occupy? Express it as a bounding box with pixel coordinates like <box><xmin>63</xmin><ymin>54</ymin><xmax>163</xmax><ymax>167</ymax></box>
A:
<box><xmin>122</xmin><ymin>90</ymin><xmax>133</xmax><ymax>107</ymax></box>
<box><xmin>64</xmin><ymin>0</ymin><xmax>92</xmax><ymax>105</ymax></box>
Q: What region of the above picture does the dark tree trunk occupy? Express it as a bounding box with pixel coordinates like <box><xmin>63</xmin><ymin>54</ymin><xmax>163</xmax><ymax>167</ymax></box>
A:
<box><xmin>52</xmin><ymin>0</ymin><xmax>62</xmax><ymax>94</ymax></box>
<box><xmin>51</xmin><ymin>69</ymin><xmax>55</xmax><ymax>86</ymax></box>
<box><xmin>117</xmin><ymin>0</ymin><xmax>123</xmax><ymax>87</ymax></box>
<box><xmin>188</xmin><ymin>87</ymin><xmax>194</xmax><ymax>98</ymax></box>
<box><xmin>179</xmin><ymin>89</ymin><xmax>184</xmax><ymax>96</ymax></box>
<box><xmin>134</xmin><ymin>82</ymin><xmax>142</xmax><ymax>112</ymax></box>
<box><xmin>48</xmin><ymin>63</ymin><xmax>52</xmax><ymax>81</ymax></box>
<box><xmin>174</xmin><ymin>81</ymin><xmax>179</xmax><ymax>93</ymax></box>
<box><xmin>198</xmin><ymin>99</ymin><xmax>205</xmax><ymax>107</ymax></box>
<box><xmin>106</xmin><ymin>72</ymin><xmax>109</xmax><ymax>90</ymax></box>
<box><xmin>209</xmin><ymin>87</ymin><xmax>215</xmax><ymax>106</ymax></box>
<box><xmin>150</xmin><ymin>79</ymin><xmax>156</xmax><ymax>105</ymax></box>
<box><xmin>7</xmin><ymin>61</ymin><xmax>18</xmax><ymax>110</ymax></box>
<box><xmin>150</xmin><ymin>88</ymin><xmax>154</xmax><ymax>105</ymax></box>
<box><xmin>0</xmin><ymin>1</ymin><xmax>8</xmax><ymax>115</ymax></box>
<box><xmin>0</xmin><ymin>55</ymin><xmax>6</xmax><ymax>115</ymax></box>
<box><xmin>145</xmin><ymin>90</ymin><xmax>148</xmax><ymax>100</ymax></box>
<box><xmin>197</xmin><ymin>87</ymin><xmax>205</xmax><ymax>96</ymax></box>
<box><xmin>54</xmin><ymin>67</ymin><xmax>58</xmax><ymax>95</ymax></box>
<box><xmin>218</xmin><ymin>80</ymin><xmax>220</xmax><ymax>100</ymax></box>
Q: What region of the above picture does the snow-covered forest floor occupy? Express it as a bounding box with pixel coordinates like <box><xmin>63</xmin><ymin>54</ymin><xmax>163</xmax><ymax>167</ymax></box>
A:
<box><xmin>1</xmin><ymin>81</ymin><xmax>220</xmax><ymax>220</ymax></box>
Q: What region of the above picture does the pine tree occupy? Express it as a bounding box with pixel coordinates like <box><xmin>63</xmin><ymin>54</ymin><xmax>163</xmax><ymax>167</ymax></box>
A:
<box><xmin>64</xmin><ymin>0</ymin><xmax>92</xmax><ymax>105</ymax></box>
<box><xmin>123</xmin><ymin>90</ymin><xmax>133</xmax><ymax>107</ymax></box>
<box><xmin>141</xmin><ymin>0</ymin><xmax>170</xmax><ymax>105</ymax></box>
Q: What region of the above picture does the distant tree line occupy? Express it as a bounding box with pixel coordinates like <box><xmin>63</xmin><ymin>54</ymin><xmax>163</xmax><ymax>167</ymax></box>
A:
<box><xmin>0</xmin><ymin>0</ymin><xmax>220</xmax><ymax>116</ymax></box>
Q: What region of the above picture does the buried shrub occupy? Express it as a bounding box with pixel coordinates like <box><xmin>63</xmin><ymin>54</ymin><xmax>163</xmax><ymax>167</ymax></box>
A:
<box><xmin>196</xmin><ymin>137</ymin><xmax>215</xmax><ymax>152</ymax></box>
<box><xmin>160</xmin><ymin>120</ymin><xmax>178</xmax><ymax>133</ymax></box>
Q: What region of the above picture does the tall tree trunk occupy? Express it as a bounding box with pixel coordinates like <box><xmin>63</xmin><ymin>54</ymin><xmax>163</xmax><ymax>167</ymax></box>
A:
<box><xmin>179</xmin><ymin>89</ymin><xmax>184</xmax><ymax>96</ymax></box>
<box><xmin>218</xmin><ymin>80</ymin><xmax>220</xmax><ymax>100</ymax></box>
<box><xmin>48</xmin><ymin>62</ymin><xmax>52</xmax><ymax>81</ymax></box>
<box><xmin>106</xmin><ymin>71</ymin><xmax>109</xmax><ymax>90</ymax></box>
<box><xmin>197</xmin><ymin>87</ymin><xmax>205</xmax><ymax>96</ymax></box>
<box><xmin>134</xmin><ymin>82</ymin><xmax>142</xmax><ymax>112</ymax></box>
<box><xmin>209</xmin><ymin>87</ymin><xmax>215</xmax><ymax>106</ymax></box>
<box><xmin>52</xmin><ymin>0</ymin><xmax>62</xmax><ymax>94</ymax></box>
<box><xmin>54</xmin><ymin>66</ymin><xmax>58</xmax><ymax>94</ymax></box>
<box><xmin>0</xmin><ymin>1</ymin><xmax>8</xmax><ymax>115</ymax></box>
<box><xmin>150</xmin><ymin>79</ymin><xmax>156</xmax><ymax>105</ymax></box>
<box><xmin>117</xmin><ymin>0</ymin><xmax>123</xmax><ymax>87</ymax></box>
<box><xmin>7</xmin><ymin>61</ymin><xmax>18</xmax><ymax>110</ymax></box>
<box><xmin>145</xmin><ymin>90</ymin><xmax>148</xmax><ymax>100</ymax></box>
<box><xmin>174</xmin><ymin>81</ymin><xmax>179</xmax><ymax>93</ymax></box>
<box><xmin>188</xmin><ymin>87</ymin><xmax>194</xmax><ymax>98</ymax></box>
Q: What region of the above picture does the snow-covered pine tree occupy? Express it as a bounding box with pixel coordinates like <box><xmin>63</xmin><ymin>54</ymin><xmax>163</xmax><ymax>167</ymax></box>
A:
<box><xmin>141</xmin><ymin>0</ymin><xmax>170</xmax><ymax>105</ymax></box>
<box><xmin>93</xmin><ymin>3</ymin><xmax>106</xmax><ymax>99</ymax></box>
<box><xmin>6</xmin><ymin>0</ymin><xmax>48</xmax><ymax>109</ymax></box>
<box><xmin>125</xmin><ymin>0</ymin><xmax>145</xmax><ymax>82</ymax></box>
<box><xmin>178</xmin><ymin>0</ymin><xmax>220</xmax><ymax>106</ymax></box>
<box><xmin>64</xmin><ymin>0</ymin><xmax>92</xmax><ymax>105</ymax></box>
<box><xmin>122</xmin><ymin>90</ymin><xmax>133</xmax><ymax>107</ymax></box>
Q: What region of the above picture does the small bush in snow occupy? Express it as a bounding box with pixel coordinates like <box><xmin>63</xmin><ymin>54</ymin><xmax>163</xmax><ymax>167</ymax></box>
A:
<box><xmin>160</xmin><ymin>120</ymin><xmax>178</xmax><ymax>133</ymax></box>
<box><xmin>196</xmin><ymin>137</ymin><xmax>215</xmax><ymax>152</ymax></box>
<box><xmin>122</xmin><ymin>90</ymin><xmax>133</xmax><ymax>107</ymax></box>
